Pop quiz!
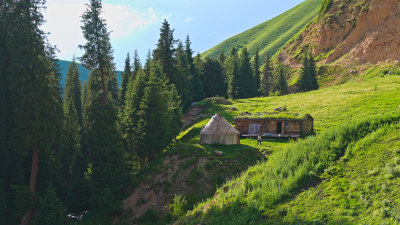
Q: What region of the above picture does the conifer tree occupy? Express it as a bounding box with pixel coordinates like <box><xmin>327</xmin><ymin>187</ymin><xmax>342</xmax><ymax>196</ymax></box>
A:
<box><xmin>62</xmin><ymin>98</ymin><xmax>81</xmax><ymax>182</ymax></box>
<box><xmin>121</xmin><ymin>69</ymin><xmax>148</xmax><ymax>170</ymax></box>
<box><xmin>297</xmin><ymin>51</ymin><xmax>318</xmax><ymax>92</ymax></box>
<box><xmin>260</xmin><ymin>53</ymin><xmax>273</xmax><ymax>96</ymax></box>
<box><xmin>66</xmin><ymin>150</ymin><xmax>90</xmax><ymax>213</ymax></box>
<box><xmin>153</xmin><ymin>19</ymin><xmax>176</xmax><ymax>82</ymax></box>
<box><xmin>132</xmin><ymin>49</ymin><xmax>142</xmax><ymax>79</ymax></box>
<box><xmin>200</xmin><ymin>58</ymin><xmax>226</xmax><ymax>98</ymax></box>
<box><xmin>238</xmin><ymin>47</ymin><xmax>254</xmax><ymax>98</ymax></box>
<box><xmin>144</xmin><ymin>49</ymin><xmax>152</xmax><ymax>77</ymax></box>
<box><xmin>65</xmin><ymin>58</ymin><xmax>83</xmax><ymax>126</ymax></box>
<box><xmin>33</xmin><ymin>185</ymin><xmax>66</xmax><ymax>225</ymax></box>
<box><xmin>79</xmin><ymin>0</ymin><xmax>115</xmax><ymax>105</ymax></box>
<box><xmin>120</xmin><ymin>52</ymin><xmax>131</xmax><ymax>107</ymax></box>
<box><xmin>275</xmin><ymin>63</ymin><xmax>289</xmax><ymax>95</ymax></box>
<box><xmin>218</xmin><ymin>51</ymin><xmax>226</xmax><ymax>66</ymax></box>
<box><xmin>186</xmin><ymin>35</ymin><xmax>204</xmax><ymax>102</ymax></box>
<box><xmin>0</xmin><ymin>1</ymin><xmax>63</xmax><ymax>224</ymax></box>
<box><xmin>166</xmin><ymin>84</ymin><xmax>183</xmax><ymax>141</ymax></box>
<box><xmin>175</xmin><ymin>41</ymin><xmax>192</xmax><ymax>107</ymax></box>
<box><xmin>253</xmin><ymin>48</ymin><xmax>261</xmax><ymax>97</ymax></box>
<box><xmin>136</xmin><ymin>63</ymin><xmax>181</xmax><ymax>163</ymax></box>
<box><xmin>0</xmin><ymin>0</ymin><xmax>15</xmax><ymax>192</ymax></box>
<box><xmin>227</xmin><ymin>48</ymin><xmax>240</xmax><ymax>99</ymax></box>
<box><xmin>79</xmin><ymin>0</ymin><xmax>128</xmax><ymax>209</ymax></box>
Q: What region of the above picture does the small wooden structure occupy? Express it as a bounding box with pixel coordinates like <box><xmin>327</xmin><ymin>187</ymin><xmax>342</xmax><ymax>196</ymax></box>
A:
<box><xmin>234</xmin><ymin>114</ymin><xmax>313</xmax><ymax>138</ymax></box>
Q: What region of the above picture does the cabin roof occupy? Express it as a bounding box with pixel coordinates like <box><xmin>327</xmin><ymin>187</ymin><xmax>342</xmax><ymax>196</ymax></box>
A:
<box><xmin>235</xmin><ymin>113</ymin><xmax>312</xmax><ymax>121</ymax></box>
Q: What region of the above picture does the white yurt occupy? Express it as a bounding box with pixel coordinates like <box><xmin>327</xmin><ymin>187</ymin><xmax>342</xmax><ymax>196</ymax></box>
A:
<box><xmin>200</xmin><ymin>114</ymin><xmax>240</xmax><ymax>145</ymax></box>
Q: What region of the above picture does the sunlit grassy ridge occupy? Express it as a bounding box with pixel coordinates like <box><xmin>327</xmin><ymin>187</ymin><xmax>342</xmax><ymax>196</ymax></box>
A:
<box><xmin>186</xmin><ymin>75</ymin><xmax>400</xmax><ymax>133</ymax></box>
<box><xmin>174</xmin><ymin>74</ymin><xmax>400</xmax><ymax>224</ymax></box>
<box><xmin>201</xmin><ymin>0</ymin><xmax>322</xmax><ymax>60</ymax></box>
<box><xmin>267</xmin><ymin>123</ymin><xmax>400</xmax><ymax>224</ymax></box>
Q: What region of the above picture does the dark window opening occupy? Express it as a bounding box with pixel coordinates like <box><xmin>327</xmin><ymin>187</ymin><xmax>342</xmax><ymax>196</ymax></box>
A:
<box><xmin>277</xmin><ymin>122</ymin><xmax>282</xmax><ymax>134</ymax></box>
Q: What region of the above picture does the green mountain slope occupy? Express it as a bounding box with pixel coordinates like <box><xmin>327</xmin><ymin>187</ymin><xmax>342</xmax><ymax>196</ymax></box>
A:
<box><xmin>57</xmin><ymin>59</ymin><xmax>122</xmax><ymax>88</ymax></box>
<box><xmin>174</xmin><ymin>72</ymin><xmax>400</xmax><ymax>224</ymax></box>
<box><xmin>201</xmin><ymin>0</ymin><xmax>322</xmax><ymax>60</ymax></box>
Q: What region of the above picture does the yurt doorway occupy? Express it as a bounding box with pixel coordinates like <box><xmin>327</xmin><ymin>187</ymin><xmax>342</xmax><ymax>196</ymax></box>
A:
<box><xmin>276</xmin><ymin>122</ymin><xmax>282</xmax><ymax>134</ymax></box>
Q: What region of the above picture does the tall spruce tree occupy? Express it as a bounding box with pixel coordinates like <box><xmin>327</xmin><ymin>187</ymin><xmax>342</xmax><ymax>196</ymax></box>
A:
<box><xmin>132</xmin><ymin>49</ymin><xmax>142</xmax><ymax>79</ymax></box>
<box><xmin>260</xmin><ymin>53</ymin><xmax>273</xmax><ymax>96</ymax></box>
<box><xmin>226</xmin><ymin>48</ymin><xmax>240</xmax><ymax>99</ymax></box>
<box><xmin>238</xmin><ymin>47</ymin><xmax>254</xmax><ymax>98</ymax></box>
<box><xmin>297</xmin><ymin>51</ymin><xmax>318</xmax><ymax>92</ymax></box>
<box><xmin>175</xmin><ymin>41</ymin><xmax>192</xmax><ymax>107</ymax></box>
<box><xmin>136</xmin><ymin>62</ymin><xmax>182</xmax><ymax>164</ymax></box>
<box><xmin>121</xmin><ymin>69</ymin><xmax>148</xmax><ymax>170</ymax></box>
<box><xmin>0</xmin><ymin>1</ymin><xmax>63</xmax><ymax>224</ymax></box>
<box><xmin>120</xmin><ymin>52</ymin><xmax>131</xmax><ymax>107</ymax></box>
<box><xmin>153</xmin><ymin>19</ymin><xmax>176</xmax><ymax>82</ymax></box>
<box><xmin>79</xmin><ymin>0</ymin><xmax>128</xmax><ymax>209</ymax></box>
<box><xmin>274</xmin><ymin>63</ymin><xmax>289</xmax><ymax>95</ymax></box>
<box><xmin>64</xmin><ymin>58</ymin><xmax>83</xmax><ymax>126</ymax></box>
<box><xmin>185</xmin><ymin>35</ymin><xmax>204</xmax><ymax>102</ymax></box>
<box><xmin>62</xmin><ymin>96</ymin><xmax>81</xmax><ymax>183</ymax></box>
<box><xmin>253</xmin><ymin>48</ymin><xmax>261</xmax><ymax>97</ymax></box>
<box><xmin>200</xmin><ymin>58</ymin><xmax>226</xmax><ymax>98</ymax></box>
<box><xmin>144</xmin><ymin>49</ymin><xmax>152</xmax><ymax>77</ymax></box>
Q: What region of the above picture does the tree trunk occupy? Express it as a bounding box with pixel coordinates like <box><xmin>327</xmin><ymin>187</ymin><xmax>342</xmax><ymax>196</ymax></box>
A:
<box><xmin>20</xmin><ymin>148</ymin><xmax>39</xmax><ymax>225</ymax></box>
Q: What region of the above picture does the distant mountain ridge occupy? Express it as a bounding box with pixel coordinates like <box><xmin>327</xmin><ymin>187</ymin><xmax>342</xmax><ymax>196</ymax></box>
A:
<box><xmin>201</xmin><ymin>0</ymin><xmax>322</xmax><ymax>60</ymax></box>
<box><xmin>57</xmin><ymin>59</ymin><xmax>122</xmax><ymax>87</ymax></box>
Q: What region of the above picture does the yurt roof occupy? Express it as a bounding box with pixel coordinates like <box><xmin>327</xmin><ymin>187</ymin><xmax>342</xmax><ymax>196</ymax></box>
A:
<box><xmin>200</xmin><ymin>114</ymin><xmax>239</xmax><ymax>135</ymax></box>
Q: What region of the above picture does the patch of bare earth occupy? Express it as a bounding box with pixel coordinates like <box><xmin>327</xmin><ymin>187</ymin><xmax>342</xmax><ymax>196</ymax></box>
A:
<box><xmin>183</xmin><ymin>105</ymin><xmax>207</xmax><ymax>129</ymax></box>
<box><xmin>113</xmin><ymin>155</ymin><xmax>210</xmax><ymax>224</ymax></box>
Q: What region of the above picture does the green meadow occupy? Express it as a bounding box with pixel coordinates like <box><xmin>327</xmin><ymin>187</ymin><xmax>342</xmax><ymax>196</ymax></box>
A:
<box><xmin>173</xmin><ymin>73</ymin><xmax>400</xmax><ymax>224</ymax></box>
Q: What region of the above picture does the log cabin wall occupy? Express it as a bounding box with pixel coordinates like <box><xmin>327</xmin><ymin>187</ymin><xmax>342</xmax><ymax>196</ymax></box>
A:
<box><xmin>234</xmin><ymin>119</ymin><xmax>269</xmax><ymax>134</ymax></box>
<box><xmin>235</xmin><ymin>119</ymin><xmax>305</xmax><ymax>135</ymax></box>
<box><xmin>302</xmin><ymin>116</ymin><xmax>314</xmax><ymax>133</ymax></box>
<box><xmin>235</xmin><ymin>114</ymin><xmax>314</xmax><ymax>136</ymax></box>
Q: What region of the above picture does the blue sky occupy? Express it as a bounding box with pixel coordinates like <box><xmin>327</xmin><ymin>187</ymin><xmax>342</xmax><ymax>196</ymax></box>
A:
<box><xmin>43</xmin><ymin>0</ymin><xmax>305</xmax><ymax>70</ymax></box>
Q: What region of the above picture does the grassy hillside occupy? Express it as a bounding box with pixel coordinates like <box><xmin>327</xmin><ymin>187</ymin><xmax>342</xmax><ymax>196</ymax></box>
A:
<box><xmin>201</xmin><ymin>0</ymin><xmax>322</xmax><ymax>60</ymax></box>
<box><xmin>269</xmin><ymin>123</ymin><xmax>400</xmax><ymax>224</ymax></box>
<box><xmin>173</xmin><ymin>72</ymin><xmax>400</xmax><ymax>224</ymax></box>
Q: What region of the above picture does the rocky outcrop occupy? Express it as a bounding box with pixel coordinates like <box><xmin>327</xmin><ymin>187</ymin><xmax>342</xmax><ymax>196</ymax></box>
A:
<box><xmin>278</xmin><ymin>0</ymin><xmax>400</xmax><ymax>67</ymax></box>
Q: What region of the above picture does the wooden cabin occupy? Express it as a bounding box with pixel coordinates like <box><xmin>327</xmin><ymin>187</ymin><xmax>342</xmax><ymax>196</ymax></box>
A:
<box><xmin>234</xmin><ymin>114</ymin><xmax>313</xmax><ymax>138</ymax></box>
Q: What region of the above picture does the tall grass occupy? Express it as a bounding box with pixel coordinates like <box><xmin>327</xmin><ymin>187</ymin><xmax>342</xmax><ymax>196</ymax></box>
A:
<box><xmin>177</xmin><ymin>113</ymin><xmax>400</xmax><ymax>225</ymax></box>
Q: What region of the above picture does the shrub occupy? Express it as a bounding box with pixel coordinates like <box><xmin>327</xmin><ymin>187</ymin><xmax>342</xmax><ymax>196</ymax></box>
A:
<box><xmin>169</xmin><ymin>194</ymin><xmax>187</xmax><ymax>218</ymax></box>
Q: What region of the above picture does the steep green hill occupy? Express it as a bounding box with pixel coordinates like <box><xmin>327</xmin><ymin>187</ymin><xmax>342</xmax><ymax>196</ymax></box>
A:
<box><xmin>201</xmin><ymin>0</ymin><xmax>322</xmax><ymax>60</ymax></box>
<box><xmin>57</xmin><ymin>59</ymin><xmax>122</xmax><ymax>87</ymax></box>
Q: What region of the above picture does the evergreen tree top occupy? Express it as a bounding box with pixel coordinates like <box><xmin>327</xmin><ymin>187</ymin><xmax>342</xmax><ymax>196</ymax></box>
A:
<box><xmin>79</xmin><ymin>0</ymin><xmax>114</xmax><ymax>72</ymax></box>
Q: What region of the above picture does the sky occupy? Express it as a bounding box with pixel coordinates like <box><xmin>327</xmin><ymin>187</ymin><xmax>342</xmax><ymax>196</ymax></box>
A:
<box><xmin>42</xmin><ymin>0</ymin><xmax>305</xmax><ymax>70</ymax></box>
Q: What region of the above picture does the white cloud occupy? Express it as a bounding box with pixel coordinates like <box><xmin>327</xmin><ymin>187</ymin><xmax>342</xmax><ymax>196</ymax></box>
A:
<box><xmin>42</xmin><ymin>1</ymin><xmax>86</xmax><ymax>59</ymax></box>
<box><xmin>103</xmin><ymin>5</ymin><xmax>159</xmax><ymax>39</ymax></box>
<box><xmin>184</xmin><ymin>17</ymin><xmax>193</xmax><ymax>23</ymax></box>
<box><xmin>42</xmin><ymin>1</ymin><xmax>161</xmax><ymax>60</ymax></box>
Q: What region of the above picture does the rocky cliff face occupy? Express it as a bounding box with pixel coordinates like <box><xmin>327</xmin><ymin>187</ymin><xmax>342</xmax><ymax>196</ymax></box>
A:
<box><xmin>278</xmin><ymin>0</ymin><xmax>400</xmax><ymax>67</ymax></box>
